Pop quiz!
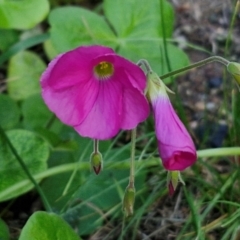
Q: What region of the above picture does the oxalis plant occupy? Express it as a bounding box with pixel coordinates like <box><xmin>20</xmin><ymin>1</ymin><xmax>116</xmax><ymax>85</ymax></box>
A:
<box><xmin>1</xmin><ymin>0</ymin><xmax>240</xmax><ymax>239</ymax></box>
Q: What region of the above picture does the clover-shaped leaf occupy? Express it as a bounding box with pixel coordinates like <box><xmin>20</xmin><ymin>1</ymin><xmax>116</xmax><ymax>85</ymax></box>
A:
<box><xmin>0</xmin><ymin>0</ymin><xmax>49</xmax><ymax>29</ymax></box>
<box><xmin>104</xmin><ymin>0</ymin><xmax>174</xmax><ymax>38</ymax></box>
<box><xmin>49</xmin><ymin>6</ymin><xmax>117</xmax><ymax>53</ymax></box>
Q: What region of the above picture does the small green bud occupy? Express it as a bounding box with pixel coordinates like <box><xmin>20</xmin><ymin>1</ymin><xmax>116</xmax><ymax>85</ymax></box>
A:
<box><xmin>227</xmin><ymin>62</ymin><xmax>240</xmax><ymax>85</ymax></box>
<box><xmin>90</xmin><ymin>152</ymin><xmax>102</xmax><ymax>175</ymax></box>
<box><xmin>122</xmin><ymin>185</ymin><xmax>135</xmax><ymax>217</ymax></box>
<box><xmin>167</xmin><ymin>171</ymin><xmax>185</xmax><ymax>196</ymax></box>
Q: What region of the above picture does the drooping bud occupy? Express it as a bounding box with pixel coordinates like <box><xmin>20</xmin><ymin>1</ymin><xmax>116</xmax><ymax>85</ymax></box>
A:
<box><xmin>90</xmin><ymin>152</ymin><xmax>102</xmax><ymax>175</ymax></box>
<box><xmin>227</xmin><ymin>62</ymin><xmax>240</xmax><ymax>85</ymax></box>
<box><xmin>122</xmin><ymin>185</ymin><xmax>135</xmax><ymax>217</ymax></box>
<box><xmin>167</xmin><ymin>171</ymin><xmax>185</xmax><ymax>196</ymax></box>
<box><xmin>146</xmin><ymin>70</ymin><xmax>197</xmax><ymax>171</ymax></box>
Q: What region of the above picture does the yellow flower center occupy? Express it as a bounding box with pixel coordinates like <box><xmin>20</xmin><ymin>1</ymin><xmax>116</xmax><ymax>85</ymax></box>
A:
<box><xmin>94</xmin><ymin>61</ymin><xmax>114</xmax><ymax>80</ymax></box>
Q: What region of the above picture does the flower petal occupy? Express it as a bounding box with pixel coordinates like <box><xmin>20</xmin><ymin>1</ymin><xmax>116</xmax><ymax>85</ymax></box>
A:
<box><xmin>115</xmin><ymin>59</ymin><xmax>147</xmax><ymax>91</ymax></box>
<box><xmin>42</xmin><ymin>77</ymin><xmax>99</xmax><ymax>126</ymax></box>
<box><xmin>153</xmin><ymin>96</ymin><xmax>196</xmax><ymax>171</ymax></box>
<box><xmin>93</xmin><ymin>54</ymin><xmax>147</xmax><ymax>91</ymax></box>
<box><xmin>121</xmin><ymin>87</ymin><xmax>150</xmax><ymax>129</ymax></box>
<box><xmin>74</xmin><ymin>80</ymin><xmax>123</xmax><ymax>140</ymax></box>
<box><xmin>41</xmin><ymin>45</ymin><xmax>115</xmax><ymax>90</ymax></box>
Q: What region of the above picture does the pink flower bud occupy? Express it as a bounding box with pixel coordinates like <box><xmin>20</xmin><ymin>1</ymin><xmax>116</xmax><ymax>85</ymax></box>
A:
<box><xmin>146</xmin><ymin>72</ymin><xmax>197</xmax><ymax>171</ymax></box>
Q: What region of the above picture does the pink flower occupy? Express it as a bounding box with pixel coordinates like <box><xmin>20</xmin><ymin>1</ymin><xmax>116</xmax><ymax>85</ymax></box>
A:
<box><xmin>40</xmin><ymin>45</ymin><xmax>150</xmax><ymax>140</ymax></box>
<box><xmin>147</xmin><ymin>72</ymin><xmax>197</xmax><ymax>171</ymax></box>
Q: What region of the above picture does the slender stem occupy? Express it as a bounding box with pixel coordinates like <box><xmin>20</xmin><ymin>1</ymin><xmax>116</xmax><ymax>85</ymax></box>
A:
<box><xmin>160</xmin><ymin>56</ymin><xmax>230</xmax><ymax>80</ymax></box>
<box><xmin>137</xmin><ymin>59</ymin><xmax>153</xmax><ymax>73</ymax></box>
<box><xmin>224</xmin><ymin>0</ymin><xmax>240</xmax><ymax>56</ymax></box>
<box><xmin>94</xmin><ymin>139</ymin><xmax>99</xmax><ymax>153</ymax></box>
<box><xmin>197</xmin><ymin>147</ymin><xmax>240</xmax><ymax>158</ymax></box>
<box><xmin>0</xmin><ymin>126</ymin><xmax>52</xmax><ymax>212</ymax></box>
<box><xmin>129</xmin><ymin>128</ymin><xmax>137</xmax><ymax>188</ymax></box>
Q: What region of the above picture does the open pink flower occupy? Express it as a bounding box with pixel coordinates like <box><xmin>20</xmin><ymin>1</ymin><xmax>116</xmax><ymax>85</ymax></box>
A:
<box><xmin>147</xmin><ymin>72</ymin><xmax>197</xmax><ymax>171</ymax></box>
<box><xmin>40</xmin><ymin>45</ymin><xmax>150</xmax><ymax>140</ymax></box>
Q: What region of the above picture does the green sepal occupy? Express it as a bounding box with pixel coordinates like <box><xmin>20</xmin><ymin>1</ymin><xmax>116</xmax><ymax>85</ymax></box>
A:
<box><xmin>167</xmin><ymin>171</ymin><xmax>185</xmax><ymax>196</ymax></box>
<box><xmin>227</xmin><ymin>62</ymin><xmax>240</xmax><ymax>85</ymax></box>
<box><xmin>122</xmin><ymin>185</ymin><xmax>135</xmax><ymax>217</ymax></box>
<box><xmin>90</xmin><ymin>152</ymin><xmax>103</xmax><ymax>175</ymax></box>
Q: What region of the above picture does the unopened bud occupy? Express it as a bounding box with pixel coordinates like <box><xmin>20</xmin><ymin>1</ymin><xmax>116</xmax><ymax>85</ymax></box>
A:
<box><xmin>90</xmin><ymin>152</ymin><xmax>102</xmax><ymax>175</ymax></box>
<box><xmin>167</xmin><ymin>171</ymin><xmax>185</xmax><ymax>196</ymax></box>
<box><xmin>227</xmin><ymin>62</ymin><xmax>240</xmax><ymax>85</ymax></box>
<box><xmin>122</xmin><ymin>185</ymin><xmax>135</xmax><ymax>217</ymax></box>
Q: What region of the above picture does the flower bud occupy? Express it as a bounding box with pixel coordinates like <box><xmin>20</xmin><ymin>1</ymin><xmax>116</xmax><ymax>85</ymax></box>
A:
<box><xmin>90</xmin><ymin>152</ymin><xmax>102</xmax><ymax>175</ymax></box>
<box><xmin>122</xmin><ymin>185</ymin><xmax>135</xmax><ymax>217</ymax></box>
<box><xmin>227</xmin><ymin>62</ymin><xmax>240</xmax><ymax>85</ymax></box>
<box><xmin>146</xmin><ymin>71</ymin><xmax>197</xmax><ymax>171</ymax></box>
<box><xmin>167</xmin><ymin>171</ymin><xmax>185</xmax><ymax>196</ymax></box>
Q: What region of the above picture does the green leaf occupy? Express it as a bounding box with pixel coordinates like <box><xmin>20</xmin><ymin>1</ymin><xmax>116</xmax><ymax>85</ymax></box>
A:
<box><xmin>0</xmin><ymin>129</ymin><xmax>49</xmax><ymax>202</ymax></box>
<box><xmin>0</xmin><ymin>29</ymin><xmax>19</xmax><ymax>51</ymax></box>
<box><xmin>22</xmin><ymin>94</ymin><xmax>53</xmax><ymax>129</ymax></box>
<box><xmin>104</xmin><ymin>0</ymin><xmax>174</xmax><ymax>38</ymax></box>
<box><xmin>0</xmin><ymin>218</ymin><xmax>10</xmax><ymax>240</ymax></box>
<box><xmin>7</xmin><ymin>51</ymin><xmax>46</xmax><ymax>100</ymax></box>
<box><xmin>22</xmin><ymin>93</ymin><xmax>62</xmax><ymax>132</ymax></box>
<box><xmin>49</xmin><ymin>6</ymin><xmax>116</xmax><ymax>53</ymax></box>
<box><xmin>43</xmin><ymin>39</ymin><xmax>59</xmax><ymax>60</ymax></box>
<box><xmin>0</xmin><ymin>94</ymin><xmax>20</xmax><ymax>130</ymax></box>
<box><xmin>19</xmin><ymin>211</ymin><xmax>81</xmax><ymax>240</ymax></box>
<box><xmin>0</xmin><ymin>0</ymin><xmax>49</xmax><ymax>29</ymax></box>
<box><xmin>119</xmin><ymin>41</ymin><xmax>189</xmax><ymax>83</ymax></box>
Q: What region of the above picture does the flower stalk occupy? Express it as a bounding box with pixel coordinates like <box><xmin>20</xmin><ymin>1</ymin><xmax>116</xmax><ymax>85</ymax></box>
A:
<box><xmin>122</xmin><ymin>128</ymin><xmax>137</xmax><ymax>216</ymax></box>
<box><xmin>129</xmin><ymin>128</ymin><xmax>137</xmax><ymax>188</ymax></box>
<box><xmin>137</xmin><ymin>59</ymin><xmax>153</xmax><ymax>73</ymax></box>
<box><xmin>160</xmin><ymin>56</ymin><xmax>230</xmax><ymax>80</ymax></box>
